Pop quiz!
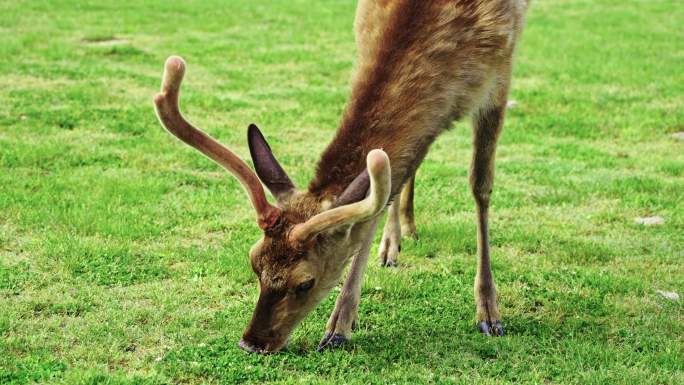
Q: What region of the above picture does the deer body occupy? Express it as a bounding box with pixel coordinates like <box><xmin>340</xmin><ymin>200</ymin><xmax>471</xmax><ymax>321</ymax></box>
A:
<box><xmin>154</xmin><ymin>0</ymin><xmax>528</xmax><ymax>353</ymax></box>
<box><xmin>312</xmin><ymin>0</ymin><xmax>527</xmax><ymax>199</ymax></box>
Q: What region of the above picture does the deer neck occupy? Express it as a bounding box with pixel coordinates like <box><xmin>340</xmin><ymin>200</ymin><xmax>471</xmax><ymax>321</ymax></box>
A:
<box><xmin>307</xmin><ymin>63</ymin><xmax>448</xmax><ymax>203</ymax></box>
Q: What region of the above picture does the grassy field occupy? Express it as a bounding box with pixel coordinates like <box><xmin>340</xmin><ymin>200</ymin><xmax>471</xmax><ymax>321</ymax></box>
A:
<box><xmin>1</xmin><ymin>0</ymin><xmax>683</xmax><ymax>384</ymax></box>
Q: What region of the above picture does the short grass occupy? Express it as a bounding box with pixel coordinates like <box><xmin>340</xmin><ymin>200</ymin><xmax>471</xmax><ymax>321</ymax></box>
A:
<box><xmin>1</xmin><ymin>0</ymin><xmax>683</xmax><ymax>384</ymax></box>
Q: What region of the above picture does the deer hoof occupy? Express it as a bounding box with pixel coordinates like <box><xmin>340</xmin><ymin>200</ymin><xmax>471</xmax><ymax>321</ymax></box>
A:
<box><xmin>478</xmin><ymin>320</ymin><xmax>505</xmax><ymax>337</ymax></box>
<box><xmin>381</xmin><ymin>259</ymin><xmax>398</xmax><ymax>267</ymax></box>
<box><xmin>316</xmin><ymin>332</ymin><xmax>349</xmax><ymax>352</ymax></box>
<box><xmin>378</xmin><ymin>230</ymin><xmax>401</xmax><ymax>267</ymax></box>
<box><xmin>378</xmin><ymin>239</ymin><xmax>399</xmax><ymax>267</ymax></box>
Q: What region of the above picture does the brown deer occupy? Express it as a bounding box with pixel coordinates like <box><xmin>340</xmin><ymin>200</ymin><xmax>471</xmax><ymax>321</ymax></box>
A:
<box><xmin>153</xmin><ymin>0</ymin><xmax>529</xmax><ymax>353</ymax></box>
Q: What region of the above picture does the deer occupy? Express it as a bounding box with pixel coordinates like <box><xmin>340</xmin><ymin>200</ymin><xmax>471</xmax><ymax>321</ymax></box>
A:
<box><xmin>153</xmin><ymin>0</ymin><xmax>529</xmax><ymax>353</ymax></box>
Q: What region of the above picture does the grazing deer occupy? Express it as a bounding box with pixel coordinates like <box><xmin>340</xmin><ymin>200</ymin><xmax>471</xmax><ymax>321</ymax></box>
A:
<box><xmin>154</xmin><ymin>0</ymin><xmax>529</xmax><ymax>353</ymax></box>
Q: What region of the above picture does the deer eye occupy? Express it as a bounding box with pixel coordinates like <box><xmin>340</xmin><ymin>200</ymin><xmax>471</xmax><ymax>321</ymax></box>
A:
<box><xmin>296</xmin><ymin>279</ymin><xmax>315</xmax><ymax>293</ymax></box>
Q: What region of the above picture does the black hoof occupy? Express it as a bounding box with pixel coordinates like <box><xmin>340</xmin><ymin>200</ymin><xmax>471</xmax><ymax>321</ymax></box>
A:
<box><xmin>380</xmin><ymin>259</ymin><xmax>397</xmax><ymax>268</ymax></box>
<box><xmin>478</xmin><ymin>320</ymin><xmax>505</xmax><ymax>337</ymax></box>
<box><xmin>316</xmin><ymin>332</ymin><xmax>349</xmax><ymax>352</ymax></box>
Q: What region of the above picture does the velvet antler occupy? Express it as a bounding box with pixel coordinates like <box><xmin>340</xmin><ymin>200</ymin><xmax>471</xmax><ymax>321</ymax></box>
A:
<box><xmin>153</xmin><ymin>56</ymin><xmax>279</xmax><ymax>229</ymax></box>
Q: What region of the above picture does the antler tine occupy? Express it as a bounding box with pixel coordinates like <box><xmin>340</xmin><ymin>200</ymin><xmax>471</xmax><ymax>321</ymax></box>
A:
<box><xmin>153</xmin><ymin>56</ymin><xmax>280</xmax><ymax>229</ymax></box>
<box><xmin>290</xmin><ymin>149</ymin><xmax>391</xmax><ymax>245</ymax></box>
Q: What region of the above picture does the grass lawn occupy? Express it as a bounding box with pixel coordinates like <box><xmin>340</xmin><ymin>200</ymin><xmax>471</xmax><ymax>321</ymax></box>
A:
<box><xmin>1</xmin><ymin>0</ymin><xmax>683</xmax><ymax>384</ymax></box>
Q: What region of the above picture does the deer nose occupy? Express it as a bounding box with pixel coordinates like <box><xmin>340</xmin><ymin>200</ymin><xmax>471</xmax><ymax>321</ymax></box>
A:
<box><xmin>238</xmin><ymin>338</ymin><xmax>264</xmax><ymax>353</ymax></box>
<box><xmin>239</xmin><ymin>335</ymin><xmax>290</xmax><ymax>354</ymax></box>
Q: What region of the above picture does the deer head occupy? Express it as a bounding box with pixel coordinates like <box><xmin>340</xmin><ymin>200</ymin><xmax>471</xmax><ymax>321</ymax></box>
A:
<box><xmin>153</xmin><ymin>56</ymin><xmax>391</xmax><ymax>353</ymax></box>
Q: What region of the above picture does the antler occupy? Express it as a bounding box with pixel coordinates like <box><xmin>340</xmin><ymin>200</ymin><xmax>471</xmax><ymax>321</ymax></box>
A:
<box><xmin>153</xmin><ymin>56</ymin><xmax>280</xmax><ymax>229</ymax></box>
<box><xmin>289</xmin><ymin>149</ymin><xmax>391</xmax><ymax>245</ymax></box>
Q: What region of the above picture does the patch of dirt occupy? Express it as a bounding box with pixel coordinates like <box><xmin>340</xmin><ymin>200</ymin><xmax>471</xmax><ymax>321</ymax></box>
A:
<box><xmin>0</xmin><ymin>222</ymin><xmax>30</xmax><ymax>264</ymax></box>
<box><xmin>82</xmin><ymin>37</ymin><xmax>130</xmax><ymax>47</ymax></box>
<box><xmin>179</xmin><ymin>230</ymin><xmax>228</xmax><ymax>249</ymax></box>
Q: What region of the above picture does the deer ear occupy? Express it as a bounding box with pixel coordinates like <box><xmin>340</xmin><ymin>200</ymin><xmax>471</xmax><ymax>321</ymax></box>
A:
<box><xmin>333</xmin><ymin>169</ymin><xmax>370</xmax><ymax>208</ymax></box>
<box><xmin>248</xmin><ymin>124</ymin><xmax>296</xmax><ymax>201</ymax></box>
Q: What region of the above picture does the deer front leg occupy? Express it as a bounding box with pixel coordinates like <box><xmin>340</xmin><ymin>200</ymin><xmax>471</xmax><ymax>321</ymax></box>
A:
<box><xmin>317</xmin><ymin>220</ymin><xmax>377</xmax><ymax>351</ymax></box>
<box><xmin>470</xmin><ymin>99</ymin><xmax>507</xmax><ymax>337</ymax></box>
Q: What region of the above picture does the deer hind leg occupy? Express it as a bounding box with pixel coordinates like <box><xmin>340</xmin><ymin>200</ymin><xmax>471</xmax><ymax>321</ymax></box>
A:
<box><xmin>399</xmin><ymin>174</ymin><xmax>417</xmax><ymax>239</ymax></box>
<box><xmin>470</xmin><ymin>75</ymin><xmax>510</xmax><ymax>337</ymax></box>
<box><xmin>317</xmin><ymin>219</ymin><xmax>378</xmax><ymax>351</ymax></box>
<box><xmin>378</xmin><ymin>175</ymin><xmax>418</xmax><ymax>267</ymax></box>
<box><xmin>378</xmin><ymin>199</ymin><xmax>401</xmax><ymax>267</ymax></box>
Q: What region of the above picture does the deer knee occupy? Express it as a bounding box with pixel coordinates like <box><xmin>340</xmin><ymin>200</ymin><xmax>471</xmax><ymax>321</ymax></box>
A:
<box><xmin>470</xmin><ymin>179</ymin><xmax>493</xmax><ymax>207</ymax></box>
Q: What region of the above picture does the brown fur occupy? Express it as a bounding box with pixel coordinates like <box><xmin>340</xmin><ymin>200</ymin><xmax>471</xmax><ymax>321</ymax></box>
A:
<box><xmin>311</xmin><ymin>0</ymin><xmax>527</xmax><ymax>199</ymax></box>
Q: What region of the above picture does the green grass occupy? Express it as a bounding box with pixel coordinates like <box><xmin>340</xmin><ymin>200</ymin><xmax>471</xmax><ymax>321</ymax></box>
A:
<box><xmin>1</xmin><ymin>0</ymin><xmax>683</xmax><ymax>384</ymax></box>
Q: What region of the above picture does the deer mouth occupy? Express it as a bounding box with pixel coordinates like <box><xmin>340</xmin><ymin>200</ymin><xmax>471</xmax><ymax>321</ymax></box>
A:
<box><xmin>238</xmin><ymin>338</ymin><xmax>264</xmax><ymax>354</ymax></box>
<box><xmin>238</xmin><ymin>337</ymin><xmax>290</xmax><ymax>354</ymax></box>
